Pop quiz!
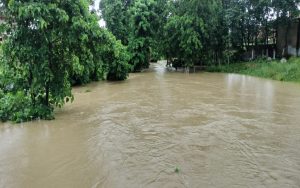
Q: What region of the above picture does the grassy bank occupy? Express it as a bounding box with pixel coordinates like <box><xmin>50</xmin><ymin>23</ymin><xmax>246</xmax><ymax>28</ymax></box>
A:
<box><xmin>207</xmin><ymin>58</ymin><xmax>300</xmax><ymax>83</ymax></box>
<box><xmin>0</xmin><ymin>64</ymin><xmax>2</xmax><ymax>75</ymax></box>
<box><xmin>0</xmin><ymin>48</ymin><xmax>2</xmax><ymax>76</ymax></box>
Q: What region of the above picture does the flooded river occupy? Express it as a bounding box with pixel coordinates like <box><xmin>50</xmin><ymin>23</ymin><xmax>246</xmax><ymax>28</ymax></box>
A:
<box><xmin>1</xmin><ymin>63</ymin><xmax>300</xmax><ymax>188</ymax></box>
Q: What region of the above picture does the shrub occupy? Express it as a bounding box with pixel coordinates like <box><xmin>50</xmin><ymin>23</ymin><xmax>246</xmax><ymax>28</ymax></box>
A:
<box><xmin>0</xmin><ymin>91</ymin><xmax>54</xmax><ymax>123</ymax></box>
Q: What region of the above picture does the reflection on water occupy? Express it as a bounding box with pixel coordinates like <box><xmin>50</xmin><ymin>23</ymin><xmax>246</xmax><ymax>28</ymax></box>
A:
<box><xmin>1</xmin><ymin>63</ymin><xmax>300</xmax><ymax>188</ymax></box>
<box><xmin>226</xmin><ymin>74</ymin><xmax>276</xmax><ymax>111</ymax></box>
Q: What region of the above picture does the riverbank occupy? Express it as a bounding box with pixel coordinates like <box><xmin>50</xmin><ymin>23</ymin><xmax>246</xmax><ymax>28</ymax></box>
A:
<box><xmin>207</xmin><ymin>58</ymin><xmax>300</xmax><ymax>83</ymax></box>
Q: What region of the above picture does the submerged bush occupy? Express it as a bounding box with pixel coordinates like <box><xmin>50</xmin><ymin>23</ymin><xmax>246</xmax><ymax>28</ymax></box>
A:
<box><xmin>0</xmin><ymin>91</ymin><xmax>54</xmax><ymax>123</ymax></box>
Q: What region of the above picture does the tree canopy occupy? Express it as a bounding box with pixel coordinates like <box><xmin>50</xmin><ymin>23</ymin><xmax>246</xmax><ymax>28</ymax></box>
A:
<box><xmin>0</xmin><ymin>0</ymin><xmax>130</xmax><ymax>122</ymax></box>
<box><xmin>100</xmin><ymin>0</ymin><xmax>300</xmax><ymax>67</ymax></box>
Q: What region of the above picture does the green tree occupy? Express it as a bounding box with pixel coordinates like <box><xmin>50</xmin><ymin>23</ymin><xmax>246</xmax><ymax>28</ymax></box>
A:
<box><xmin>164</xmin><ymin>15</ymin><xmax>204</xmax><ymax>67</ymax></box>
<box><xmin>70</xmin><ymin>12</ymin><xmax>131</xmax><ymax>84</ymax></box>
<box><xmin>3</xmin><ymin>0</ymin><xmax>85</xmax><ymax>108</ymax></box>
<box><xmin>100</xmin><ymin>29</ymin><xmax>131</xmax><ymax>81</ymax></box>
<box><xmin>163</xmin><ymin>0</ymin><xmax>224</xmax><ymax>66</ymax></box>
<box><xmin>100</xmin><ymin>0</ymin><xmax>133</xmax><ymax>45</ymax></box>
<box><xmin>0</xmin><ymin>0</ymin><xmax>130</xmax><ymax>122</ymax></box>
<box><xmin>128</xmin><ymin>0</ymin><xmax>158</xmax><ymax>71</ymax></box>
<box><xmin>272</xmin><ymin>0</ymin><xmax>300</xmax><ymax>56</ymax></box>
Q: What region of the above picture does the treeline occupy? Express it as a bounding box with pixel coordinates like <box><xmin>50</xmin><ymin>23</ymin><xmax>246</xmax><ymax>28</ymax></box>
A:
<box><xmin>0</xmin><ymin>0</ymin><xmax>299</xmax><ymax>122</ymax></box>
<box><xmin>0</xmin><ymin>0</ymin><xmax>130</xmax><ymax>122</ymax></box>
<box><xmin>100</xmin><ymin>0</ymin><xmax>300</xmax><ymax>67</ymax></box>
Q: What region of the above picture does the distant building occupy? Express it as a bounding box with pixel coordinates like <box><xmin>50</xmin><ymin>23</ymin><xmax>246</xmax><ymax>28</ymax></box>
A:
<box><xmin>277</xmin><ymin>18</ymin><xmax>300</xmax><ymax>57</ymax></box>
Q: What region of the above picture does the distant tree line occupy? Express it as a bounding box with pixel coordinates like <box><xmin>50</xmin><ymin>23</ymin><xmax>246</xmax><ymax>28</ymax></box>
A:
<box><xmin>100</xmin><ymin>0</ymin><xmax>300</xmax><ymax>68</ymax></box>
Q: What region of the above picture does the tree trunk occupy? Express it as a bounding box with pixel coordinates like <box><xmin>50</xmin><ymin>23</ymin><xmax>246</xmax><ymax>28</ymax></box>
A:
<box><xmin>284</xmin><ymin>21</ymin><xmax>291</xmax><ymax>57</ymax></box>
<box><xmin>241</xmin><ymin>18</ymin><xmax>245</xmax><ymax>49</ymax></box>
<box><xmin>45</xmin><ymin>82</ymin><xmax>49</xmax><ymax>107</ymax></box>
<box><xmin>296</xmin><ymin>18</ymin><xmax>300</xmax><ymax>56</ymax></box>
<box><xmin>273</xmin><ymin>29</ymin><xmax>277</xmax><ymax>59</ymax></box>
<box><xmin>46</xmin><ymin>40</ymin><xmax>53</xmax><ymax>107</ymax></box>
<box><xmin>265</xmin><ymin>24</ymin><xmax>269</xmax><ymax>57</ymax></box>
<box><xmin>28</xmin><ymin>68</ymin><xmax>36</xmax><ymax>105</ymax></box>
<box><xmin>264</xmin><ymin>8</ymin><xmax>269</xmax><ymax>57</ymax></box>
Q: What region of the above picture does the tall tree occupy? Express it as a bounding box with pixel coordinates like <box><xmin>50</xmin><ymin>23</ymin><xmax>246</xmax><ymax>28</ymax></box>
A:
<box><xmin>128</xmin><ymin>0</ymin><xmax>159</xmax><ymax>71</ymax></box>
<box><xmin>163</xmin><ymin>0</ymin><xmax>225</xmax><ymax>66</ymax></box>
<box><xmin>100</xmin><ymin>0</ymin><xmax>133</xmax><ymax>45</ymax></box>
<box><xmin>1</xmin><ymin>0</ymin><xmax>130</xmax><ymax>121</ymax></box>
<box><xmin>272</xmin><ymin>0</ymin><xmax>300</xmax><ymax>56</ymax></box>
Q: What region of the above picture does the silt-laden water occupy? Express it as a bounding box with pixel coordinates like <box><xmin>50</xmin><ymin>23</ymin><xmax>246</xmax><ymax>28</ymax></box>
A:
<box><xmin>1</xmin><ymin>63</ymin><xmax>300</xmax><ymax>188</ymax></box>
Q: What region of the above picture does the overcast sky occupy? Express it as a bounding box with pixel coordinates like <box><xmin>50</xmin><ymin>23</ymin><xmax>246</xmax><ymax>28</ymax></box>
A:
<box><xmin>94</xmin><ymin>0</ymin><xmax>100</xmax><ymax>10</ymax></box>
<box><xmin>93</xmin><ymin>0</ymin><xmax>106</xmax><ymax>27</ymax></box>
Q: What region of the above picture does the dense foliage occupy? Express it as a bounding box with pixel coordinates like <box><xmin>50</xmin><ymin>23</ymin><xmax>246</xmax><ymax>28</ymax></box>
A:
<box><xmin>100</xmin><ymin>0</ymin><xmax>300</xmax><ymax>68</ymax></box>
<box><xmin>226</xmin><ymin>0</ymin><xmax>300</xmax><ymax>56</ymax></box>
<box><xmin>100</xmin><ymin>0</ymin><xmax>166</xmax><ymax>71</ymax></box>
<box><xmin>101</xmin><ymin>30</ymin><xmax>131</xmax><ymax>81</ymax></box>
<box><xmin>99</xmin><ymin>0</ymin><xmax>133</xmax><ymax>45</ymax></box>
<box><xmin>127</xmin><ymin>0</ymin><xmax>159</xmax><ymax>71</ymax></box>
<box><xmin>0</xmin><ymin>0</ymin><xmax>130</xmax><ymax>122</ymax></box>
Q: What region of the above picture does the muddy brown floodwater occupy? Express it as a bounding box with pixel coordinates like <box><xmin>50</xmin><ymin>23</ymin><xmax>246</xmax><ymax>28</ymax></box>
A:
<box><xmin>1</xmin><ymin>63</ymin><xmax>300</xmax><ymax>188</ymax></box>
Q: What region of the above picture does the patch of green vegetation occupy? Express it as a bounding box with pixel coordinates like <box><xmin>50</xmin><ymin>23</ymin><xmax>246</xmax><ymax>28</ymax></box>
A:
<box><xmin>174</xmin><ymin>167</ymin><xmax>180</xmax><ymax>173</ymax></box>
<box><xmin>0</xmin><ymin>45</ymin><xmax>3</xmax><ymax>76</ymax></box>
<box><xmin>85</xmin><ymin>89</ymin><xmax>92</xmax><ymax>93</ymax></box>
<box><xmin>0</xmin><ymin>91</ymin><xmax>54</xmax><ymax>123</ymax></box>
<box><xmin>0</xmin><ymin>0</ymin><xmax>131</xmax><ymax>123</ymax></box>
<box><xmin>207</xmin><ymin>58</ymin><xmax>300</xmax><ymax>83</ymax></box>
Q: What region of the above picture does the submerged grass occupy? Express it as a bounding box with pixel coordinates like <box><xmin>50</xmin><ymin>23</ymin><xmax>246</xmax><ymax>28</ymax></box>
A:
<box><xmin>207</xmin><ymin>57</ymin><xmax>300</xmax><ymax>83</ymax></box>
